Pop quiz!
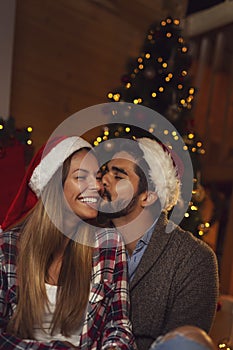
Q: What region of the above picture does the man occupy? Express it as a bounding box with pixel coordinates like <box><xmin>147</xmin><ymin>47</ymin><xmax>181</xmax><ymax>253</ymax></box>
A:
<box><xmin>99</xmin><ymin>137</ymin><xmax>219</xmax><ymax>350</ymax></box>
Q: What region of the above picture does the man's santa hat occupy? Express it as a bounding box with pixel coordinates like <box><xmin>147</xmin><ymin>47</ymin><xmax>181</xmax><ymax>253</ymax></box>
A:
<box><xmin>137</xmin><ymin>137</ymin><xmax>182</xmax><ymax>211</ymax></box>
<box><xmin>0</xmin><ymin>136</ymin><xmax>91</xmax><ymax>231</ymax></box>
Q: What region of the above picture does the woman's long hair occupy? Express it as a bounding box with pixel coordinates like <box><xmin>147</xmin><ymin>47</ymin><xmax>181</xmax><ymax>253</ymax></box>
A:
<box><xmin>7</xmin><ymin>149</ymin><xmax>94</xmax><ymax>338</ymax></box>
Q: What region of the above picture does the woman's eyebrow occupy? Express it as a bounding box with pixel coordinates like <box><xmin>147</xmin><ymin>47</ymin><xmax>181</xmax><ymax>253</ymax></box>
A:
<box><xmin>72</xmin><ymin>168</ymin><xmax>89</xmax><ymax>174</ymax></box>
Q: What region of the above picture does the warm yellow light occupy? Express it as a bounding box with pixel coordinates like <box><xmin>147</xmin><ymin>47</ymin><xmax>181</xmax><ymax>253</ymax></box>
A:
<box><xmin>166</xmin><ymin>32</ymin><xmax>172</xmax><ymax>38</ymax></box>
<box><xmin>134</xmin><ymin>68</ymin><xmax>139</xmax><ymax>73</ymax></box>
<box><xmin>97</xmin><ymin>137</ymin><xmax>102</xmax><ymax>142</ymax></box>
<box><xmin>151</xmin><ymin>92</ymin><xmax>157</xmax><ymax>98</ymax></box>
<box><xmin>174</xmin><ymin>19</ymin><xmax>180</xmax><ymax>25</ymax></box>
<box><xmin>199</xmin><ymin>230</ymin><xmax>204</xmax><ymax>236</ymax></box>
<box><xmin>180</xmin><ymin>99</ymin><xmax>186</xmax><ymax>105</ymax></box>
<box><xmin>205</xmin><ymin>222</ymin><xmax>210</xmax><ymax>228</ymax></box>
<box><xmin>162</xmin><ymin>62</ymin><xmax>168</xmax><ymax>68</ymax></box>
<box><xmin>133</xmin><ymin>99</ymin><xmax>139</xmax><ymax>104</ymax></box>
<box><xmin>182</xmin><ymin>70</ymin><xmax>187</xmax><ymax>76</ymax></box>
<box><xmin>138</xmin><ymin>98</ymin><xmax>143</xmax><ymax>103</ymax></box>
<box><xmin>161</xmin><ymin>21</ymin><xmax>166</xmax><ymax>26</ymax></box>
<box><xmin>182</xmin><ymin>47</ymin><xmax>188</xmax><ymax>53</ymax></box>
<box><xmin>108</xmin><ymin>92</ymin><xmax>113</xmax><ymax>98</ymax></box>
<box><xmin>126</xmin><ymin>82</ymin><xmax>131</xmax><ymax>89</ymax></box>
<box><xmin>27</xmin><ymin>139</ymin><xmax>32</xmax><ymax>145</ymax></box>
<box><xmin>113</xmin><ymin>94</ymin><xmax>120</xmax><ymax>102</ymax></box>
<box><xmin>172</xmin><ymin>131</ymin><xmax>177</xmax><ymax>136</ymax></box>
<box><xmin>166</xmin><ymin>18</ymin><xmax>172</xmax><ymax>24</ymax></box>
<box><xmin>168</xmin><ymin>73</ymin><xmax>173</xmax><ymax>78</ymax></box>
<box><xmin>149</xmin><ymin>128</ymin><xmax>154</xmax><ymax>133</ymax></box>
<box><xmin>200</xmin><ymin>149</ymin><xmax>206</xmax><ymax>154</ymax></box>
<box><xmin>184</xmin><ymin>213</ymin><xmax>189</xmax><ymax>217</ymax></box>
<box><xmin>125</xmin><ymin>127</ymin><xmax>130</xmax><ymax>132</ymax></box>
<box><xmin>138</xmin><ymin>57</ymin><xmax>143</xmax><ymax>63</ymax></box>
<box><xmin>27</xmin><ymin>126</ymin><xmax>33</xmax><ymax>132</ymax></box>
<box><xmin>164</xmin><ymin>130</ymin><xmax>169</xmax><ymax>135</ymax></box>
<box><xmin>178</xmin><ymin>37</ymin><xmax>184</xmax><ymax>43</ymax></box>
<box><xmin>138</xmin><ymin>64</ymin><xmax>144</xmax><ymax>70</ymax></box>
<box><xmin>192</xmin><ymin>147</ymin><xmax>197</xmax><ymax>152</ymax></box>
<box><xmin>174</xmin><ymin>136</ymin><xmax>179</xmax><ymax>141</ymax></box>
<box><xmin>188</xmin><ymin>133</ymin><xmax>195</xmax><ymax>139</ymax></box>
<box><xmin>104</xmin><ymin>130</ymin><xmax>109</xmax><ymax>136</ymax></box>
<box><xmin>183</xmin><ymin>145</ymin><xmax>188</xmax><ymax>151</ymax></box>
<box><xmin>191</xmin><ymin>205</ymin><xmax>198</xmax><ymax>211</ymax></box>
<box><xmin>0</xmin><ymin>124</ymin><xmax>3</xmax><ymax>130</ymax></box>
<box><xmin>189</xmin><ymin>88</ymin><xmax>195</xmax><ymax>94</ymax></box>
<box><xmin>159</xmin><ymin>87</ymin><xmax>164</xmax><ymax>92</ymax></box>
<box><xmin>157</xmin><ymin>57</ymin><xmax>163</xmax><ymax>63</ymax></box>
<box><xmin>94</xmin><ymin>141</ymin><xmax>99</xmax><ymax>146</ymax></box>
<box><xmin>147</xmin><ymin>34</ymin><xmax>153</xmax><ymax>40</ymax></box>
<box><xmin>145</xmin><ymin>53</ymin><xmax>150</xmax><ymax>59</ymax></box>
<box><xmin>103</xmin><ymin>136</ymin><xmax>108</xmax><ymax>140</ymax></box>
<box><xmin>165</xmin><ymin>77</ymin><xmax>170</xmax><ymax>82</ymax></box>
<box><xmin>177</xmin><ymin>84</ymin><xmax>183</xmax><ymax>89</ymax></box>
<box><xmin>197</xmin><ymin>142</ymin><xmax>202</xmax><ymax>147</ymax></box>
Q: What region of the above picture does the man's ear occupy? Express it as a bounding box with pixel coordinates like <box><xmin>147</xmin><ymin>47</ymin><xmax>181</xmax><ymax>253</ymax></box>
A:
<box><xmin>140</xmin><ymin>191</ymin><xmax>158</xmax><ymax>208</ymax></box>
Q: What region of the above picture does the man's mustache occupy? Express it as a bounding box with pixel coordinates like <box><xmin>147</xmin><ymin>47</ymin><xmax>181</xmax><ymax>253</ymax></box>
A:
<box><xmin>101</xmin><ymin>188</ymin><xmax>111</xmax><ymax>202</ymax></box>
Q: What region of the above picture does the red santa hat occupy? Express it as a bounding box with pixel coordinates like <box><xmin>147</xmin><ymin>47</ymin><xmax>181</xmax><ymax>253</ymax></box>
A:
<box><xmin>0</xmin><ymin>136</ymin><xmax>92</xmax><ymax>231</ymax></box>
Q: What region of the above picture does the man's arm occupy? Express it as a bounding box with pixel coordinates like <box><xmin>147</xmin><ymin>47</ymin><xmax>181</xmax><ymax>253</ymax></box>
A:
<box><xmin>163</xmin><ymin>241</ymin><xmax>219</xmax><ymax>334</ymax></box>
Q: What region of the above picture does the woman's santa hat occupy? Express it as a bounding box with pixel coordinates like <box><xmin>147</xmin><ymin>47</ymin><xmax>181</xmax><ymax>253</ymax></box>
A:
<box><xmin>137</xmin><ymin>137</ymin><xmax>182</xmax><ymax>211</ymax></box>
<box><xmin>0</xmin><ymin>136</ymin><xmax>91</xmax><ymax>231</ymax></box>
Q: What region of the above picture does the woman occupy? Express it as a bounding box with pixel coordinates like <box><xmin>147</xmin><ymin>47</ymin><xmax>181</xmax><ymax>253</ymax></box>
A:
<box><xmin>0</xmin><ymin>136</ymin><xmax>136</xmax><ymax>349</ymax></box>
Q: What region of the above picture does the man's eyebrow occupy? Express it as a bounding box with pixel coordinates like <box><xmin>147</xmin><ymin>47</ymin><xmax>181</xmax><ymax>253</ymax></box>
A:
<box><xmin>111</xmin><ymin>166</ymin><xmax>128</xmax><ymax>176</ymax></box>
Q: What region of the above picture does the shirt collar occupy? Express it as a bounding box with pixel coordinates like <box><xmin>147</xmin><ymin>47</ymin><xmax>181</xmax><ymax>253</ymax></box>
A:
<box><xmin>137</xmin><ymin>218</ymin><xmax>158</xmax><ymax>246</ymax></box>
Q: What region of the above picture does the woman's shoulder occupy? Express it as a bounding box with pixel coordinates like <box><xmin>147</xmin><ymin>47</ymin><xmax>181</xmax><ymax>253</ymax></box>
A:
<box><xmin>0</xmin><ymin>226</ymin><xmax>20</xmax><ymax>261</ymax></box>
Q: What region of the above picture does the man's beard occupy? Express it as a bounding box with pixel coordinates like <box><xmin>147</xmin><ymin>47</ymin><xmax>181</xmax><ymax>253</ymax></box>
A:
<box><xmin>98</xmin><ymin>189</ymin><xmax>139</xmax><ymax>220</ymax></box>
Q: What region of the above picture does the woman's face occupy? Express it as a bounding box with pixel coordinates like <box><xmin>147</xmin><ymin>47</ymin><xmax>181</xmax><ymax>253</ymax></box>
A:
<box><xmin>63</xmin><ymin>149</ymin><xmax>101</xmax><ymax>220</ymax></box>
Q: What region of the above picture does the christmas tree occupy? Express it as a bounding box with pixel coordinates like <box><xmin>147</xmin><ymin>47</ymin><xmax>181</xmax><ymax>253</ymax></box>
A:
<box><xmin>93</xmin><ymin>17</ymin><xmax>211</xmax><ymax>238</ymax></box>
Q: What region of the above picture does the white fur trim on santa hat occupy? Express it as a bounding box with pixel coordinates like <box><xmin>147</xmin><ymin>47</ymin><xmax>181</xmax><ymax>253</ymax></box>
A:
<box><xmin>137</xmin><ymin>138</ymin><xmax>180</xmax><ymax>210</ymax></box>
<box><xmin>29</xmin><ymin>136</ymin><xmax>92</xmax><ymax>198</ymax></box>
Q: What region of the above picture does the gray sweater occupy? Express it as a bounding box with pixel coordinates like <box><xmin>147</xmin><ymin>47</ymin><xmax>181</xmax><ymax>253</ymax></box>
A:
<box><xmin>129</xmin><ymin>211</ymin><xmax>219</xmax><ymax>350</ymax></box>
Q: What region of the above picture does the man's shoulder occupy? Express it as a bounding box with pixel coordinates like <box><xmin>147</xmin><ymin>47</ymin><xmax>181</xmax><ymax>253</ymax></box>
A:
<box><xmin>170</xmin><ymin>223</ymin><xmax>216</xmax><ymax>260</ymax></box>
<box><xmin>153</xmin><ymin>217</ymin><xmax>216</xmax><ymax>259</ymax></box>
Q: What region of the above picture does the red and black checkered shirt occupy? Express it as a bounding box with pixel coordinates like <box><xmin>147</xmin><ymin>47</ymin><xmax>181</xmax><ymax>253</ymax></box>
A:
<box><xmin>0</xmin><ymin>227</ymin><xmax>136</xmax><ymax>349</ymax></box>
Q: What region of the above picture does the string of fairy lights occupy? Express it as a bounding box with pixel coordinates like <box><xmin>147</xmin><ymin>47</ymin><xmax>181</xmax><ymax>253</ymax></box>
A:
<box><xmin>106</xmin><ymin>17</ymin><xmax>195</xmax><ymax>113</ymax></box>
<box><xmin>92</xmin><ymin>16</ymin><xmax>216</xmax><ymax>238</ymax></box>
<box><xmin>0</xmin><ymin>117</ymin><xmax>33</xmax><ymax>147</ymax></box>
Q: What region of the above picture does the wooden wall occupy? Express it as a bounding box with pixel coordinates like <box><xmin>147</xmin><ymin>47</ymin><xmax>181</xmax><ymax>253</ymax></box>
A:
<box><xmin>189</xmin><ymin>24</ymin><xmax>233</xmax><ymax>295</ymax></box>
<box><xmin>10</xmin><ymin>0</ymin><xmax>188</xmax><ymax>150</ymax></box>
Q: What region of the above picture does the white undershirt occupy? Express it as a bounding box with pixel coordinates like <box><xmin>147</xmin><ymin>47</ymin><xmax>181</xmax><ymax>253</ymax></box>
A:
<box><xmin>33</xmin><ymin>283</ymin><xmax>82</xmax><ymax>346</ymax></box>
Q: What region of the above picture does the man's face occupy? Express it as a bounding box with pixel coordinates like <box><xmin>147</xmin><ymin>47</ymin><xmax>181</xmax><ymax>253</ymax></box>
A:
<box><xmin>100</xmin><ymin>151</ymin><xmax>142</xmax><ymax>219</ymax></box>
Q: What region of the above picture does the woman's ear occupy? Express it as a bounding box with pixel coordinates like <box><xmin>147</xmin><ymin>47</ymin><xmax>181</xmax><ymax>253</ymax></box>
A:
<box><xmin>140</xmin><ymin>191</ymin><xmax>158</xmax><ymax>208</ymax></box>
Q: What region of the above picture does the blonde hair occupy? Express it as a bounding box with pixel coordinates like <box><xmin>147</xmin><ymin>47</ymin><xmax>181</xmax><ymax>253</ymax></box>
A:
<box><xmin>7</xmin><ymin>150</ymin><xmax>94</xmax><ymax>338</ymax></box>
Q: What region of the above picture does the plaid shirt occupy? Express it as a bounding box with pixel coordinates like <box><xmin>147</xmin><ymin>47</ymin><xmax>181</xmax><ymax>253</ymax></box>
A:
<box><xmin>0</xmin><ymin>227</ymin><xmax>136</xmax><ymax>350</ymax></box>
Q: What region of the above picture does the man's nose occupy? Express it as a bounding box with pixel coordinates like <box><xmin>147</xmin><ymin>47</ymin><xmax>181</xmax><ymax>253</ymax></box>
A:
<box><xmin>101</xmin><ymin>172</ymin><xmax>110</xmax><ymax>186</ymax></box>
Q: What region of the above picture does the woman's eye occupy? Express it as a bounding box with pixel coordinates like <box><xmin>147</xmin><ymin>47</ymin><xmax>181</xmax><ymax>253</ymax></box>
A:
<box><xmin>76</xmin><ymin>175</ymin><xmax>86</xmax><ymax>180</ymax></box>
